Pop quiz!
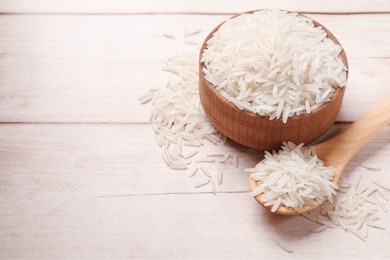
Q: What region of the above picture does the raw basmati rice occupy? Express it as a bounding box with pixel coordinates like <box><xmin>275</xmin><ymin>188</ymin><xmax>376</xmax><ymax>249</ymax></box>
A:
<box><xmin>234</xmin><ymin>154</ymin><xmax>239</xmax><ymax>167</ymax></box>
<box><xmin>275</xmin><ymin>241</ymin><xmax>293</xmax><ymax>253</ymax></box>
<box><xmin>141</xmin><ymin>53</ymin><xmax>222</xmax><ymax>166</ymax></box>
<box><xmin>217</xmin><ymin>168</ymin><xmax>223</xmax><ymax>185</ymax></box>
<box><xmin>185</xmin><ymin>28</ymin><xmax>202</xmax><ymax>37</ymax></box>
<box><xmin>361</xmin><ymin>164</ymin><xmax>382</xmax><ymax>171</ymax></box>
<box><xmin>247</xmin><ymin>142</ymin><xmax>337</xmax><ymax>212</ymax></box>
<box><xmin>206</xmin><ymin>153</ymin><xmax>225</xmax><ymax>157</ymax></box>
<box><xmin>373</xmin><ymin>181</ymin><xmax>390</xmax><ymax>192</ymax></box>
<box><xmin>163</xmin><ymin>33</ymin><xmax>176</xmax><ymax>40</ymax></box>
<box><xmin>187</xmin><ymin>166</ymin><xmax>198</xmax><ymax>177</ymax></box>
<box><xmin>311</xmin><ymin>225</ymin><xmax>327</xmax><ymax>233</ymax></box>
<box><xmin>302</xmin><ymin>177</ymin><xmax>390</xmax><ymax>241</ymax></box>
<box><xmin>201</xmin><ymin>10</ymin><xmax>347</xmax><ymax>123</ymax></box>
<box><xmin>219</xmin><ymin>153</ymin><xmax>231</xmax><ymax>163</ymax></box>
<box><xmin>184</xmin><ymin>149</ymin><xmax>198</xmax><ymax>159</ymax></box>
<box><xmin>200</xmin><ymin>166</ymin><xmax>211</xmax><ymax>178</ymax></box>
<box><xmin>140</xmin><ymin>52</ymin><xmax>236</xmax><ymax>194</ymax></box>
<box><xmin>193</xmin><ymin>178</ymin><xmax>211</xmax><ymax>188</ymax></box>
<box><xmin>210</xmin><ymin>179</ymin><xmax>216</xmax><ymax>195</ymax></box>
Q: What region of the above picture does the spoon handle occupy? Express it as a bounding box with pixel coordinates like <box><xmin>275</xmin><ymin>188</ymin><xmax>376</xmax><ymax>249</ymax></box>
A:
<box><xmin>316</xmin><ymin>97</ymin><xmax>390</xmax><ymax>167</ymax></box>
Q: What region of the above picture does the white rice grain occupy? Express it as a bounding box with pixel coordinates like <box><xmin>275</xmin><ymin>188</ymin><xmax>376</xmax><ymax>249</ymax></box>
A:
<box><xmin>193</xmin><ymin>178</ymin><xmax>211</xmax><ymax>188</ymax></box>
<box><xmin>248</xmin><ymin>142</ymin><xmax>336</xmax><ymax>211</ymax></box>
<box><xmin>210</xmin><ymin>179</ymin><xmax>216</xmax><ymax>195</ymax></box>
<box><xmin>188</xmin><ymin>166</ymin><xmax>198</xmax><ymax>177</ymax></box>
<box><xmin>373</xmin><ymin>181</ymin><xmax>390</xmax><ymax>191</ymax></box>
<box><xmin>163</xmin><ymin>33</ymin><xmax>176</xmax><ymax>40</ymax></box>
<box><xmin>219</xmin><ymin>153</ymin><xmax>231</xmax><ymax>163</ymax></box>
<box><xmin>184</xmin><ymin>149</ymin><xmax>198</xmax><ymax>159</ymax></box>
<box><xmin>200</xmin><ymin>166</ymin><xmax>211</xmax><ymax>178</ymax></box>
<box><xmin>311</xmin><ymin>225</ymin><xmax>327</xmax><ymax>233</ymax></box>
<box><xmin>275</xmin><ymin>241</ymin><xmax>293</xmax><ymax>254</ymax></box>
<box><xmin>217</xmin><ymin>168</ymin><xmax>223</xmax><ymax>185</ymax></box>
<box><xmin>139</xmin><ymin>52</ymin><xmax>225</xmax><ymax>190</ymax></box>
<box><xmin>206</xmin><ymin>153</ymin><xmax>225</xmax><ymax>157</ymax></box>
<box><xmin>361</xmin><ymin>164</ymin><xmax>381</xmax><ymax>171</ymax></box>
<box><xmin>300</xmin><ymin>177</ymin><xmax>390</xmax><ymax>241</ymax></box>
<box><xmin>185</xmin><ymin>28</ymin><xmax>201</xmax><ymax>36</ymax></box>
<box><xmin>138</xmin><ymin>92</ymin><xmax>154</xmax><ymax>104</ymax></box>
<box><xmin>201</xmin><ymin>10</ymin><xmax>347</xmax><ymax>123</ymax></box>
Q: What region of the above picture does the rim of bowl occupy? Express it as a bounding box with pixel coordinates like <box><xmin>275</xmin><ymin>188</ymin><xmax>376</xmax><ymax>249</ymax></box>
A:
<box><xmin>199</xmin><ymin>10</ymin><xmax>349</xmax><ymax>124</ymax></box>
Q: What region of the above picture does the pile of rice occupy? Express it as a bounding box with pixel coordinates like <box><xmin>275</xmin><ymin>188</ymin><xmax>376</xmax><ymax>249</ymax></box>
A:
<box><xmin>246</xmin><ymin>142</ymin><xmax>337</xmax><ymax>212</ymax></box>
<box><xmin>201</xmin><ymin>10</ymin><xmax>347</xmax><ymax>123</ymax></box>
<box><xmin>139</xmin><ymin>51</ymin><xmax>240</xmax><ymax>193</ymax></box>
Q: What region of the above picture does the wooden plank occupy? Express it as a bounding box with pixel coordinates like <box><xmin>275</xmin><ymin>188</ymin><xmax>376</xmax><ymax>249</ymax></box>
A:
<box><xmin>0</xmin><ymin>124</ymin><xmax>259</xmax><ymax>195</ymax></box>
<box><xmin>0</xmin><ymin>124</ymin><xmax>388</xmax><ymax>196</ymax></box>
<box><xmin>0</xmin><ymin>0</ymin><xmax>389</xmax><ymax>14</ymax></box>
<box><xmin>0</xmin><ymin>14</ymin><xmax>389</xmax><ymax>60</ymax></box>
<box><xmin>0</xmin><ymin>57</ymin><xmax>388</xmax><ymax>123</ymax></box>
<box><xmin>0</xmin><ymin>15</ymin><xmax>389</xmax><ymax>123</ymax></box>
<box><xmin>0</xmin><ymin>124</ymin><xmax>389</xmax><ymax>258</ymax></box>
<box><xmin>1</xmin><ymin>191</ymin><xmax>389</xmax><ymax>258</ymax></box>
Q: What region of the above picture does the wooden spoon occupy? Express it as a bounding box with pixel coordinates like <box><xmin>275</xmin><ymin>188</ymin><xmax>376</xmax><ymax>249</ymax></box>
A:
<box><xmin>249</xmin><ymin>97</ymin><xmax>390</xmax><ymax>215</ymax></box>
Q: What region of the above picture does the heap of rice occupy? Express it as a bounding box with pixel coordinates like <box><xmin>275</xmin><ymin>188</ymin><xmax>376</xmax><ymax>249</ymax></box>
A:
<box><xmin>201</xmin><ymin>10</ymin><xmax>347</xmax><ymax>123</ymax></box>
<box><xmin>139</xmin><ymin>52</ymin><xmax>239</xmax><ymax>193</ymax></box>
<box><xmin>140</xmin><ymin>52</ymin><xmax>223</xmax><ymax>169</ymax></box>
<box><xmin>246</xmin><ymin>142</ymin><xmax>337</xmax><ymax>212</ymax></box>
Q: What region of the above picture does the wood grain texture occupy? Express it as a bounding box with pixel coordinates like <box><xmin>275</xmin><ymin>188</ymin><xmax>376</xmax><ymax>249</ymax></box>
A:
<box><xmin>0</xmin><ymin>1</ymin><xmax>389</xmax><ymax>258</ymax></box>
<box><xmin>0</xmin><ymin>124</ymin><xmax>388</xmax><ymax>194</ymax></box>
<box><xmin>1</xmin><ymin>192</ymin><xmax>390</xmax><ymax>259</ymax></box>
<box><xmin>317</xmin><ymin>97</ymin><xmax>390</xmax><ymax>178</ymax></box>
<box><xmin>0</xmin><ymin>124</ymin><xmax>389</xmax><ymax>258</ymax></box>
<box><xmin>0</xmin><ymin>15</ymin><xmax>389</xmax><ymax>123</ymax></box>
<box><xmin>0</xmin><ymin>124</ymin><xmax>258</xmax><ymax>195</ymax></box>
<box><xmin>0</xmin><ymin>0</ymin><xmax>389</xmax><ymax>14</ymax></box>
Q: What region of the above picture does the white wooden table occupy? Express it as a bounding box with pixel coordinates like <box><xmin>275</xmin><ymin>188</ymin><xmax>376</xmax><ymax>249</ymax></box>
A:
<box><xmin>0</xmin><ymin>1</ymin><xmax>389</xmax><ymax>259</ymax></box>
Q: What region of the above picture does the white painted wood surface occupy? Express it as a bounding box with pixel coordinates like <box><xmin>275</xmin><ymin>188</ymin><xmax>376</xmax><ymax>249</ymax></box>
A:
<box><xmin>0</xmin><ymin>1</ymin><xmax>389</xmax><ymax>259</ymax></box>
<box><xmin>0</xmin><ymin>14</ymin><xmax>389</xmax><ymax>122</ymax></box>
<box><xmin>0</xmin><ymin>0</ymin><xmax>390</xmax><ymax>13</ymax></box>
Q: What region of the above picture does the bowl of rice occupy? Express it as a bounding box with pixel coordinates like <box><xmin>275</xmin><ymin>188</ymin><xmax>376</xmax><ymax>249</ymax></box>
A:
<box><xmin>199</xmin><ymin>10</ymin><xmax>348</xmax><ymax>150</ymax></box>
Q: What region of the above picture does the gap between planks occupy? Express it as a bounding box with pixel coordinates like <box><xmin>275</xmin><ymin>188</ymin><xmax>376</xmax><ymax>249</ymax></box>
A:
<box><xmin>0</xmin><ymin>121</ymin><xmax>151</xmax><ymax>125</ymax></box>
<box><xmin>0</xmin><ymin>121</ymin><xmax>358</xmax><ymax>125</ymax></box>
<box><xmin>0</xmin><ymin>11</ymin><xmax>390</xmax><ymax>16</ymax></box>
<box><xmin>97</xmin><ymin>190</ymin><xmax>251</xmax><ymax>198</ymax></box>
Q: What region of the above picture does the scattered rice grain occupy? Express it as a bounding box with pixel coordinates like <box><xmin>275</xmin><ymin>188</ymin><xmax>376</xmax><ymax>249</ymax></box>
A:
<box><xmin>311</xmin><ymin>225</ymin><xmax>327</xmax><ymax>233</ymax></box>
<box><xmin>188</xmin><ymin>166</ymin><xmax>198</xmax><ymax>177</ymax></box>
<box><xmin>200</xmin><ymin>166</ymin><xmax>211</xmax><ymax>178</ymax></box>
<box><xmin>210</xmin><ymin>179</ymin><xmax>216</xmax><ymax>195</ymax></box>
<box><xmin>186</xmin><ymin>28</ymin><xmax>201</xmax><ymax>36</ymax></box>
<box><xmin>217</xmin><ymin>168</ymin><xmax>223</xmax><ymax>185</ymax></box>
<box><xmin>361</xmin><ymin>164</ymin><xmax>381</xmax><ymax>171</ymax></box>
<box><xmin>275</xmin><ymin>241</ymin><xmax>293</xmax><ymax>254</ymax></box>
<box><xmin>193</xmin><ymin>178</ymin><xmax>211</xmax><ymax>188</ymax></box>
<box><xmin>163</xmin><ymin>33</ymin><xmax>176</xmax><ymax>40</ymax></box>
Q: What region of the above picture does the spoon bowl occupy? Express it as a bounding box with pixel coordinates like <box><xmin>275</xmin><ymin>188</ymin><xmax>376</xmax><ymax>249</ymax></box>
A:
<box><xmin>249</xmin><ymin>97</ymin><xmax>390</xmax><ymax>215</ymax></box>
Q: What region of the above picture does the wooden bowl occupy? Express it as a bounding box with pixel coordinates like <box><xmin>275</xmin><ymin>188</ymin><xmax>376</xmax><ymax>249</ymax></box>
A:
<box><xmin>199</xmin><ymin>11</ymin><xmax>349</xmax><ymax>150</ymax></box>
